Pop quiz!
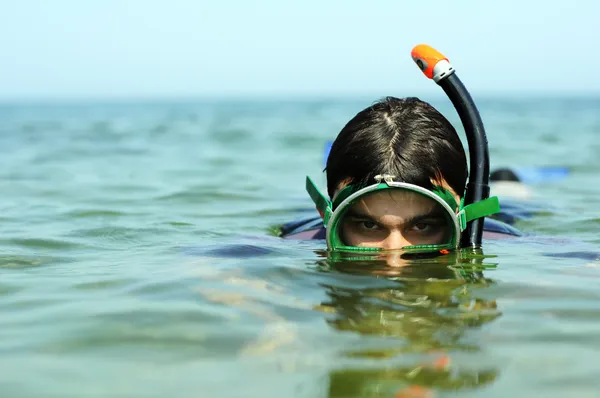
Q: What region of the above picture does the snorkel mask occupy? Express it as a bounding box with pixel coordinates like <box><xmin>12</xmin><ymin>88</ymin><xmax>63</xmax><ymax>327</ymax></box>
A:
<box><xmin>306</xmin><ymin>44</ymin><xmax>500</xmax><ymax>254</ymax></box>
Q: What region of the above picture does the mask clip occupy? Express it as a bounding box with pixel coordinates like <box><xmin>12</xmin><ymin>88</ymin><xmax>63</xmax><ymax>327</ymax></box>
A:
<box><xmin>374</xmin><ymin>174</ymin><xmax>396</xmax><ymax>184</ymax></box>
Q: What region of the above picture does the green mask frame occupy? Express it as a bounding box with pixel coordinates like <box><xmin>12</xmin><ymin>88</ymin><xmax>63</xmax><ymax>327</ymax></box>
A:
<box><xmin>306</xmin><ymin>174</ymin><xmax>500</xmax><ymax>254</ymax></box>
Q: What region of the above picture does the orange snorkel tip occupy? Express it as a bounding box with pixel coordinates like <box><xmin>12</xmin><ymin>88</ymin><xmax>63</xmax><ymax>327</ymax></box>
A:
<box><xmin>411</xmin><ymin>44</ymin><xmax>454</xmax><ymax>83</ymax></box>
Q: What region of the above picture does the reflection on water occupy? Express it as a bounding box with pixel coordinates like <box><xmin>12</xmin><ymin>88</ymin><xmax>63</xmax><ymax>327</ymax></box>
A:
<box><xmin>319</xmin><ymin>250</ymin><xmax>501</xmax><ymax>397</ymax></box>
<box><xmin>188</xmin><ymin>243</ymin><xmax>504</xmax><ymax>396</ymax></box>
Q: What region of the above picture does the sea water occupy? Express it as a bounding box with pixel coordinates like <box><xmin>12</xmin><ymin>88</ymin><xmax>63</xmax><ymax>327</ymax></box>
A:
<box><xmin>1</xmin><ymin>96</ymin><xmax>599</xmax><ymax>397</ymax></box>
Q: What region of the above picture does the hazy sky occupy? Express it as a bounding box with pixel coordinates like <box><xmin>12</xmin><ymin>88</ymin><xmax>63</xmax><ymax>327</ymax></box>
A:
<box><xmin>1</xmin><ymin>0</ymin><xmax>597</xmax><ymax>99</ymax></box>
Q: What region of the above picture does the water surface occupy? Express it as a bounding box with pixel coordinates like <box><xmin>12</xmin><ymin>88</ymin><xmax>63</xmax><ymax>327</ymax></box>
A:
<box><xmin>1</xmin><ymin>96</ymin><xmax>599</xmax><ymax>397</ymax></box>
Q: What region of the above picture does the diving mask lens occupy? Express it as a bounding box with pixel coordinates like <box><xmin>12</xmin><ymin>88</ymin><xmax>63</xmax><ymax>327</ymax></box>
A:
<box><xmin>328</xmin><ymin>182</ymin><xmax>459</xmax><ymax>253</ymax></box>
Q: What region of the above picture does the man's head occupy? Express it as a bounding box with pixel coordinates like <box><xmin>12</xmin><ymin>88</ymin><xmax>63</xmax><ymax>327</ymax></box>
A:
<box><xmin>324</xmin><ymin>96</ymin><xmax>468</xmax><ymax>251</ymax></box>
<box><xmin>326</xmin><ymin>96</ymin><xmax>467</xmax><ymax>199</ymax></box>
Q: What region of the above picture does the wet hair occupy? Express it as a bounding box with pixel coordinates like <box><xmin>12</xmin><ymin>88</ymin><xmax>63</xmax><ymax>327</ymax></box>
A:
<box><xmin>325</xmin><ymin>96</ymin><xmax>468</xmax><ymax>198</ymax></box>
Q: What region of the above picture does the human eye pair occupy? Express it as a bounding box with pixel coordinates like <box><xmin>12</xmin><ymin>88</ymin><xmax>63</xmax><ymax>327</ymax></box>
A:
<box><xmin>350</xmin><ymin>217</ymin><xmax>445</xmax><ymax>233</ymax></box>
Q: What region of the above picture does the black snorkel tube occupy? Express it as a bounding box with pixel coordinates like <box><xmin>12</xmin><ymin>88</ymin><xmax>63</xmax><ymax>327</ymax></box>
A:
<box><xmin>411</xmin><ymin>44</ymin><xmax>490</xmax><ymax>249</ymax></box>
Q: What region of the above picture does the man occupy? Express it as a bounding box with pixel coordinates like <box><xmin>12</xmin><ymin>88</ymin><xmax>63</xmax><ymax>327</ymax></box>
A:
<box><xmin>322</xmin><ymin>96</ymin><xmax>468</xmax><ymax>251</ymax></box>
<box><xmin>282</xmin><ymin>96</ymin><xmax>521</xmax><ymax>255</ymax></box>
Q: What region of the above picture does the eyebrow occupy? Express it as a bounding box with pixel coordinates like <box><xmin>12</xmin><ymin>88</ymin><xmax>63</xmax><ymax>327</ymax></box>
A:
<box><xmin>344</xmin><ymin>209</ymin><xmax>374</xmax><ymax>220</ymax></box>
<box><xmin>345</xmin><ymin>208</ymin><xmax>447</xmax><ymax>225</ymax></box>
<box><xmin>404</xmin><ymin>210</ymin><xmax>447</xmax><ymax>226</ymax></box>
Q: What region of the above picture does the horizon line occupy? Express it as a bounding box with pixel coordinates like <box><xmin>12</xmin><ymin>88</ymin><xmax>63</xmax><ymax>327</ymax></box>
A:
<box><xmin>1</xmin><ymin>90</ymin><xmax>600</xmax><ymax>105</ymax></box>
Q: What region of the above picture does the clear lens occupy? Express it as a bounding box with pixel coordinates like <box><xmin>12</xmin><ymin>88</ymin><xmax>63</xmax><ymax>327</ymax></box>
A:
<box><xmin>334</xmin><ymin>188</ymin><xmax>455</xmax><ymax>250</ymax></box>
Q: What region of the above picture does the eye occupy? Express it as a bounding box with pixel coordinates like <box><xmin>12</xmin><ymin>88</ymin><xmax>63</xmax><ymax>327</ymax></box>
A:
<box><xmin>360</xmin><ymin>220</ymin><xmax>378</xmax><ymax>230</ymax></box>
<box><xmin>410</xmin><ymin>218</ymin><xmax>446</xmax><ymax>234</ymax></box>
<box><xmin>413</xmin><ymin>222</ymin><xmax>431</xmax><ymax>232</ymax></box>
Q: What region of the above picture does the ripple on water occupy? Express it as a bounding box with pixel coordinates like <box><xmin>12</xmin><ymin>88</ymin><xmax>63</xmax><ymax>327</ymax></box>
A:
<box><xmin>1</xmin><ymin>99</ymin><xmax>600</xmax><ymax>396</ymax></box>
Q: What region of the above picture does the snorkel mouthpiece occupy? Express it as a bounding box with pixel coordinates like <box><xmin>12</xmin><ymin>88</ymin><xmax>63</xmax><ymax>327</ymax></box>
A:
<box><xmin>411</xmin><ymin>44</ymin><xmax>491</xmax><ymax>249</ymax></box>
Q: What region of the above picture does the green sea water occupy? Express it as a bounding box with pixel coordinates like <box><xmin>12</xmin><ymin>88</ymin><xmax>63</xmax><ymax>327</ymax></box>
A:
<box><xmin>1</xmin><ymin>96</ymin><xmax>600</xmax><ymax>397</ymax></box>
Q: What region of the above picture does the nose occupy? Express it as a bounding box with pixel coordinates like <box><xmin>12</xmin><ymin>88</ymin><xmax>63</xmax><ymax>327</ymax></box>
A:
<box><xmin>380</xmin><ymin>230</ymin><xmax>409</xmax><ymax>251</ymax></box>
<box><xmin>383</xmin><ymin>252</ymin><xmax>405</xmax><ymax>268</ymax></box>
<box><xmin>379</xmin><ymin>231</ymin><xmax>412</xmax><ymax>268</ymax></box>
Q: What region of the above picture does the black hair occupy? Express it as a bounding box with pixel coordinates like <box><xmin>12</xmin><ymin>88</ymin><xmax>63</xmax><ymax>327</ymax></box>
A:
<box><xmin>325</xmin><ymin>96</ymin><xmax>468</xmax><ymax>198</ymax></box>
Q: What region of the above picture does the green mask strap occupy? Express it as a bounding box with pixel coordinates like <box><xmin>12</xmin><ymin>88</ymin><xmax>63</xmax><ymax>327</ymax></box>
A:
<box><xmin>306</xmin><ymin>176</ymin><xmax>333</xmax><ymax>225</ymax></box>
<box><xmin>457</xmin><ymin>196</ymin><xmax>500</xmax><ymax>231</ymax></box>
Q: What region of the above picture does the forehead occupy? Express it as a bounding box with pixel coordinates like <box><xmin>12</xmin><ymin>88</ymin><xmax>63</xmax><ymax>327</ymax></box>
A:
<box><xmin>348</xmin><ymin>189</ymin><xmax>442</xmax><ymax>219</ymax></box>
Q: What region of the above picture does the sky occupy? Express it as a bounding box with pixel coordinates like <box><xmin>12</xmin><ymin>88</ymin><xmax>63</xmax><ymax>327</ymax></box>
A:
<box><xmin>0</xmin><ymin>0</ymin><xmax>598</xmax><ymax>100</ymax></box>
